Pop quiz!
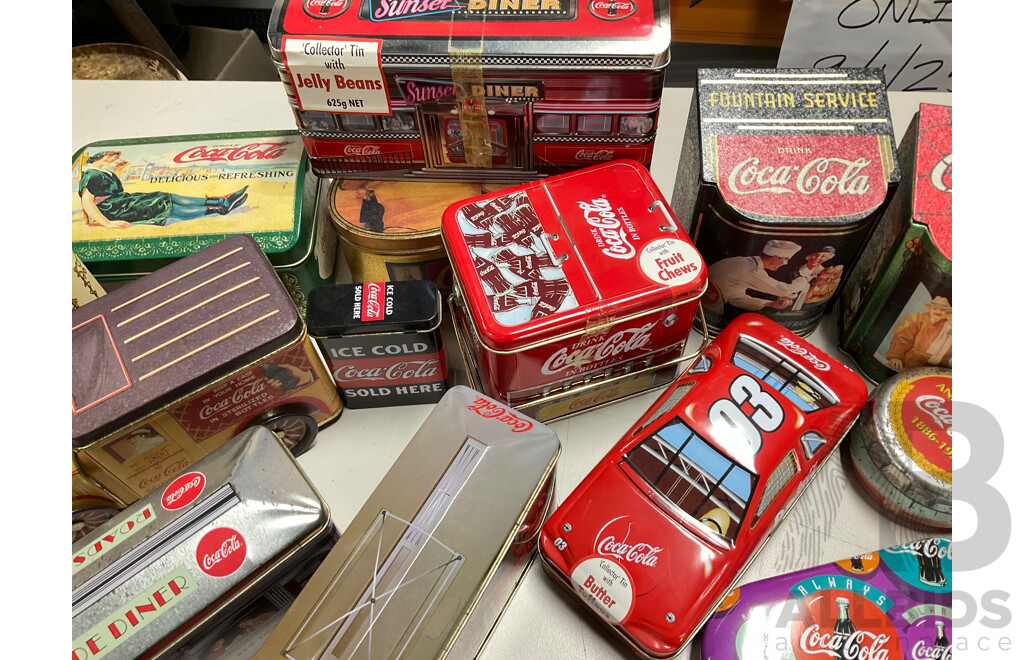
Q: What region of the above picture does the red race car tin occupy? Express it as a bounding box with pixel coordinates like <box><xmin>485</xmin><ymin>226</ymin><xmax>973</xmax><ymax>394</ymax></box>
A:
<box><xmin>267</xmin><ymin>0</ymin><xmax>669</xmax><ymax>181</ymax></box>
<box><xmin>442</xmin><ymin>159</ymin><xmax>707</xmax><ymax>411</ymax></box>
<box><xmin>539</xmin><ymin>314</ymin><xmax>868</xmax><ymax>659</ymax></box>
<box><xmin>700</xmin><ymin>538</ymin><xmax>952</xmax><ymax>660</ymax></box>
<box><xmin>671</xmin><ymin>68</ymin><xmax>900</xmax><ymax>338</ymax></box>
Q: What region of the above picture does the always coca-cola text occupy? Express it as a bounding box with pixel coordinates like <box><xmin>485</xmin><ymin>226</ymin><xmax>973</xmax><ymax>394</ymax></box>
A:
<box><xmin>174</xmin><ymin>142</ymin><xmax>291</xmax><ymax>164</ymax></box>
<box><xmin>541</xmin><ymin>323</ymin><xmax>656</xmax><ymax>375</ymax></box>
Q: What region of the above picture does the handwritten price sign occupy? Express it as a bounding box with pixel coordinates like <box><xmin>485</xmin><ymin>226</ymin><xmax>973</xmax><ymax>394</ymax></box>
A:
<box><xmin>779</xmin><ymin>0</ymin><xmax>952</xmax><ymax>92</ymax></box>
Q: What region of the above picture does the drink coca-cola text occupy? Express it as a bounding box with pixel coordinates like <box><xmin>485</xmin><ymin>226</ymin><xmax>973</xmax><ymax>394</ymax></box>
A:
<box><xmin>727</xmin><ymin>157</ymin><xmax>872</xmax><ymax>197</ymax></box>
<box><xmin>578</xmin><ymin>196</ymin><xmax>637</xmax><ymax>260</ymax></box>
<box><xmin>174</xmin><ymin>142</ymin><xmax>291</xmax><ymax>164</ymax></box>
<box><xmin>541</xmin><ymin>322</ymin><xmax>656</xmax><ymax>375</ymax></box>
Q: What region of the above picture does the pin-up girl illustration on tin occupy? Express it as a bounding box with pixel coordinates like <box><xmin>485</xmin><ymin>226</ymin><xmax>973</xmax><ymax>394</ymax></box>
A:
<box><xmin>78</xmin><ymin>150</ymin><xmax>249</xmax><ymax>229</ymax></box>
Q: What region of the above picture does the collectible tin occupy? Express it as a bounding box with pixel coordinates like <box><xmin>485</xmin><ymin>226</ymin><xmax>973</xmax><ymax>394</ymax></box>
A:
<box><xmin>539</xmin><ymin>314</ymin><xmax>868</xmax><ymax>660</ymax></box>
<box><xmin>839</xmin><ymin>104</ymin><xmax>952</xmax><ymax>383</ymax></box>
<box><xmin>442</xmin><ymin>160</ymin><xmax>707</xmax><ymax>411</ymax></box>
<box><xmin>72</xmin><ymin>426</ymin><xmax>337</xmax><ymax>660</ymax></box>
<box><xmin>71</xmin><ymin>130</ymin><xmax>336</xmax><ymax>316</ymax></box>
<box><xmin>267</xmin><ymin>0</ymin><xmax>670</xmax><ymax>181</ymax></box>
<box><xmin>306</xmin><ymin>280</ymin><xmax>448</xmax><ymax>407</ymax></box>
<box><xmin>845</xmin><ymin>367</ymin><xmax>952</xmax><ymax>530</ymax></box>
<box><xmin>256</xmin><ymin>385</ymin><xmax>560</xmax><ymax>660</ymax></box>
<box><xmin>72</xmin><ymin>235</ymin><xmax>342</xmax><ymax>533</ymax></box>
<box><xmin>671</xmin><ymin>68</ymin><xmax>900</xmax><ymax>337</ymax></box>
<box><xmin>700</xmin><ymin>538</ymin><xmax>952</xmax><ymax>660</ymax></box>
<box><xmin>73</xmin><ymin>252</ymin><xmax>106</xmax><ymax>310</ymax></box>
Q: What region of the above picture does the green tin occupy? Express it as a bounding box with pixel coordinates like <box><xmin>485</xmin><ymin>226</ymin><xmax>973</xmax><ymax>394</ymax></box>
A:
<box><xmin>838</xmin><ymin>104</ymin><xmax>952</xmax><ymax>383</ymax></box>
<box><xmin>71</xmin><ymin>130</ymin><xmax>336</xmax><ymax>317</ymax></box>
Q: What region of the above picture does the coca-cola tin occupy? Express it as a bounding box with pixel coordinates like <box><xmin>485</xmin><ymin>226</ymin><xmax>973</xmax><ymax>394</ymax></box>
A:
<box><xmin>839</xmin><ymin>104</ymin><xmax>952</xmax><ymax>383</ymax></box>
<box><xmin>256</xmin><ymin>385</ymin><xmax>560</xmax><ymax>659</ymax></box>
<box><xmin>72</xmin><ymin>426</ymin><xmax>337</xmax><ymax>660</ymax></box>
<box><xmin>844</xmin><ymin>367</ymin><xmax>952</xmax><ymax>529</ymax></box>
<box><xmin>700</xmin><ymin>538</ymin><xmax>952</xmax><ymax>660</ymax></box>
<box><xmin>539</xmin><ymin>314</ymin><xmax>868</xmax><ymax>660</ymax></box>
<box><xmin>442</xmin><ymin>159</ymin><xmax>707</xmax><ymax>412</ymax></box>
<box><xmin>71</xmin><ymin>130</ymin><xmax>336</xmax><ymax>317</ymax></box>
<box><xmin>671</xmin><ymin>68</ymin><xmax>900</xmax><ymax>337</ymax></box>
<box><xmin>306</xmin><ymin>280</ymin><xmax>448</xmax><ymax>407</ymax></box>
<box><xmin>267</xmin><ymin>0</ymin><xmax>669</xmax><ymax>181</ymax></box>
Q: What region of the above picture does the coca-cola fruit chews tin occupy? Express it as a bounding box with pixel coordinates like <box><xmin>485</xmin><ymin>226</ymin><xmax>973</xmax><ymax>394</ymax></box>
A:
<box><xmin>72</xmin><ymin>131</ymin><xmax>336</xmax><ymax>317</ymax></box>
<box><xmin>844</xmin><ymin>367</ymin><xmax>952</xmax><ymax>530</ymax></box>
<box><xmin>671</xmin><ymin>68</ymin><xmax>900</xmax><ymax>337</ymax></box>
<box><xmin>256</xmin><ymin>386</ymin><xmax>560</xmax><ymax>660</ymax></box>
<box><xmin>306</xmin><ymin>280</ymin><xmax>448</xmax><ymax>407</ymax></box>
<box><xmin>266</xmin><ymin>0</ymin><xmax>670</xmax><ymax>181</ymax></box>
<box><xmin>700</xmin><ymin>538</ymin><xmax>952</xmax><ymax>660</ymax></box>
<box><xmin>539</xmin><ymin>314</ymin><xmax>868</xmax><ymax>659</ymax></box>
<box><xmin>442</xmin><ymin>160</ymin><xmax>707</xmax><ymax>420</ymax></box>
<box><xmin>838</xmin><ymin>104</ymin><xmax>952</xmax><ymax>383</ymax></box>
<box><xmin>72</xmin><ymin>426</ymin><xmax>338</xmax><ymax>660</ymax></box>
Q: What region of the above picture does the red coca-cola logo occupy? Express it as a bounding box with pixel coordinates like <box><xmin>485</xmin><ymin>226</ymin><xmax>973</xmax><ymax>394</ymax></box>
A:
<box><xmin>173</xmin><ymin>142</ymin><xmax>292</xmax><ymax>164</ymax></box>
<box><xmin>303</xmin><ymin>0</ymin><xmax>351</xmax><ymax>19</ymax></box>
<box><xmin>791</xmin><ymin>590</ymin><xmax>902</xmax><ymax>660</ymax></box>
<box><xmin>161</xmin><ymin>472</ymin><xmax>206</xmax><ymax>511</ymax></box>
<box><xmin>361</xmin><ymin>282</ymin><xmax>385</xmax><ymax>321</ymax></box>
<box><xmin>574</xmin><ymin>149</ymin><xmax>615</xmax><ymax>161</ymax></box>
<box><xmin>196</xmin><ymin>527</ymin><xmax>247</xmax><ymax>578</ymax></box>
<box><xmin>587</xmin><ymin>0</ymin><xmax>637</xmax><ymax>20</ymax></box>
<box><xmin>578</xmin><ymin>196</ymin><xmax>637</xmax><ymax>260</ymax></box>
<box><xmin>344</xmin><ymin>144</ymin><xmax>382</xmax><ymax>156</ymax></box>
<box><xmin>594</xmin><ymin>516</ymin><xmax>661</xmax><ymax>567</ymax></box>
<box><xmin>466</xmin><ymin>398</ymin><xmax>533</xmax><ymax>433</ymax></box>
<box><xmin>798</xmin><ymin>625</ymin><xmax>893</xmax><ymax>660</ymax></box>
<box><xmin>541</xmin><ymin>322</ymin><xmax>656</xmax><ymax>375</ymax></box>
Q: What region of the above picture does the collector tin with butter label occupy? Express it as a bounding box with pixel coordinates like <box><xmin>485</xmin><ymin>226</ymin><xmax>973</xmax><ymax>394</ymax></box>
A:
<box><xmin>256</xmin><ymin>385</ymin><xmax>560</xmax><ymax>660</ymax></box>
<box><xmin>700</xmin><ymin>538</ymin><xmax>951</xmax><ymax>660</ymax></box>
<box><xmin>307</xmin><ymin>280</ymin><xmax>448</xmax><ymax>407</ymax></box>
<box><xmin>71</xmin><ymin>235</ymin><xmax>342</xmax><ymax>533</ymax></box>
<box><xmin>267</xmin><ymin>0</ymin><xmax>669</xmax><ymax>181</ymax></box>
<box><xmin>671</xmin><ymin>68</ymin><xmax>900</xmax><ymax>337</ymax></box>
<box><xmin>443</xmin><ymin>160</ymin><xmax>707</xmax><ymax>412</ymax></box>
<box><xmin>839</xmin><ymin>104</ymin><xmax>952</xmax><ymax>383</ymax></box>
<box><xmin>72</xmin><ymin>426</ymin><xmax>338</xmax><ymax>660</ymax></box>
<box><xmin>72</xmin><ymin>130</ymin><xmax>336</xmax><ymax>316</ymax></box>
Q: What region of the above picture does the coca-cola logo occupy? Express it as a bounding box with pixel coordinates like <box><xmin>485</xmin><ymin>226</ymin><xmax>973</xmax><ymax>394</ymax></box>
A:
<box><xmin>333</xmin><ymin>359</ymin><xmax>440</xmax><ymax>382</ymax></box>
<box><xmin>727</xmin><ymin>157</ymin><xmax>872</xmax><ymax>197</ymax></box>
<box><xmin>196</xmin><ymin>527</ymin><xmax>247</xmax><ymax>578</ymax></box>
<box><xmin>776</xmin><ymin>337</ymin><xmax>831</xmax><ymax>371</ymax></box>
<box><xmin>594</xmin><ymin>516</ymin><xmax>661</xmax><ymax>567</ymax></box>
<box><xmin>161</xmin><ymin>472</ymin><xmax>206</xmax><ymax>510</ymax></box>
<box><xmin>929</xmin><ymin>154</ymin><xmax>952</xmax><ymax>194</ymax></box>
<box><xmin>199</xmin><ymin>380</ymin><xmax>266</xmax><ymax>420</ymax></box>
<box><xmin>541</xmin><ymin>323</ymin><xmax>656</xmax><ymax>375</ymax></box>
<box><xmin>303</xmin><ymin>0</ymin><xmax>350</xmax><ymax>19</ymax></box>
<box><xmin>587</xmin><ymin>0</ymin><xmax>637</xmax><ymax>20</ymax></box>
<box><xmin>362</xmin><ymin>282</ymin><xmax>384</xmax><ymax>320</ymax></box>
<box><xmin>911</xmin><ymin>641</ymin><xmax>952</xmax><ymax>660</ymax></box>
<box><xmin>574</xmin><ymin>149</ymin><xmax>615</xmax><ymax>161</ymax></box>
<box><xmin>344</xmin><ymin>144</ymin><xmax>382</xmax><ymax>156</ymax></box>
<box><xmin>895</xmin><ymin>539</ymin><xmax>953</xmax><ymax>561</ymax></box>
<box><xmin>466</xmin><ymin>398</ymin><xmax>533</xmax><ymax>433</ymax></box>
<box><xmin>578</xmin><ymin>196</ymin><xmax>637</xmax><ymax>260</ymax></box>
<box><xmin>173</xmin><ymin>142</ymin><xmax>291</xmax><ymax>164</ymax></box>
<box><xmin>915</xmin><ymin>395</ymin><xmax>952</xmax><ymax>435</ymax></box>
<box><xmin>799</xmin><ymin>625</ymin><xmax>892</xmax><ymax>660</ymax></box>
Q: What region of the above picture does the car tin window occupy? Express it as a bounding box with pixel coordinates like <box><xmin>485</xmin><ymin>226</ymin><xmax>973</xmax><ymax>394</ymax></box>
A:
<box><xmin>624</xmin><ymin>417</ymin><xmax>758</xmax><ymax>543</ymax></box>
<box><xmin>730</xmin><ymin>338</ymin><xmax>836</xmax><ymax>412</ymax></box>
<box><xmin>754</xmin><ymin>450</ymin><xmax>799</xmax><ymax>524</ymax></box>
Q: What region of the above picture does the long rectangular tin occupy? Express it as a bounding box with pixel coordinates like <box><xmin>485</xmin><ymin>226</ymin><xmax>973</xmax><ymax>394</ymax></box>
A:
<box><xmin>256</xmin><ymin>385</ymin><xmax>560</xmax><ymax>660</ymax></box>
<box><xmin>71</xmin><ymin>426</ymin><xmax>336</xmax><ymax>660</ymax></box>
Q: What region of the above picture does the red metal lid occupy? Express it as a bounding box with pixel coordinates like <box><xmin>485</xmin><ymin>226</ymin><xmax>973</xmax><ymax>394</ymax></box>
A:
<box><xmin>442</xmin><ymin>160</ymin><xmax>706</xmax><ymax>352</ymax></box>
<box><xmin>912</xmin><ymin>103</ymin><xmax>952</xmax><ymax>260</ymax></box>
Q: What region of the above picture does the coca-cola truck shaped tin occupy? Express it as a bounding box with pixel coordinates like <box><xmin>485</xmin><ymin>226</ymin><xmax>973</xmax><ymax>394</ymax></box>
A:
<box><xmin>267</xmin><ymin>0</ymin><xmax>670</xmax><ymax>181</ymax></box>
<box><xmin>442</xmin><ymin>160</ymin><xmax>707</xmax><ymax>413</ymax></box>
<box><xmin>671</xmin><ymin>68</ymin><xmax>900</xmax><ymax>337</ymax></box>
<box><xmin>538</xmin><ymin>314</ymin><xmax>868</xmax><ymax>659</ymax></box>
<box><xmin>72</xmin><ymin>426</ymin><xmax>337</xmax><ymax>660</ymax></box>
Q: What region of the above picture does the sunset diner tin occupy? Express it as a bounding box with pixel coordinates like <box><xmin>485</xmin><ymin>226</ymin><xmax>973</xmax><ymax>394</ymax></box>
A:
<box><xmin>267</xmin><ymin>0</ymin><xmax>671</xmax><ymax>181</ymax></box>
<box><xmin>71</xmin><ymin>235</ymin><xmax>342</xmax><ymax>536</ymax></box>
<box><xmin>442</xmin><ymin>160</ymin><xmax>707</xmax><ymax>415</ymax></box>
<box><xmin>72</xmin><ymin>130</ymin><xmax>336</xmax><ymax>316</ymax></box>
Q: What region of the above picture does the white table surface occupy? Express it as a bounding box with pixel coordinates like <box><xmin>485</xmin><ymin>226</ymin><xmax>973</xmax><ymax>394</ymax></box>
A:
<box><xmin>73</xmin><ymin>82</ymin><xmax>953</xmax><ymax>660</ymax></box>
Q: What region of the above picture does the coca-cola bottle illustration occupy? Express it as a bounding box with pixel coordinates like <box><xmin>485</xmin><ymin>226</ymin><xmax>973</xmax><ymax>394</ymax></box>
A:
<box><xmin>473</xmin><ymin>254</ymin><xmax>513</xmax><ymax>294</ymax></box>
<box><xmin>833</xmin><ymin>597</ymin><xmax>860</xmax><ymax>660</ymax></box>
<box><xmin>849</xmin><ymin>554</ymin><xmax>865</xmax><ymax>572</ymax></box>
<box><xmin>912</xmin><ymin>539</ymin><xmax>947</xmax><ymax>587</ymax></box>
<box><xmin>935</xmin><ymin>621</ymin><xmax>950</xmax><ymax>658</ymax></box>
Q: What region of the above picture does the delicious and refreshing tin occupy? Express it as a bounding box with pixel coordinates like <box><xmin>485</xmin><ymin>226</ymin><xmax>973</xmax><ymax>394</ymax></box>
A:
<box><xmin>71</xmin><ymin>130</ymin><xmax>336</xmax><ymax>316</ymax></box>
<box><xmin>443</xmin><ymin>160</ymin><xmax>707</xmax><ymax>413</ymax></box>
<box><xmin>267</xmin><ymin>0</ymin><xmax>670</xmax><ymax>181</ymax></box>
<box><xmin>256</xmin><ymin>385</ymin><xmax>560</xmax><ymax>660</ymax></box>
<box><xmin>700</xmin><ymin>538</ymin><xmax>952</xmax><ymax>660</ymax></box>
<box><xmin>72</xmin><ymin>235</ymin><xmax>342</xmax><ymax>534</ymax></box>
<box><xmin>671</xmin><ymin>68</ymin><xmax>900</xmax><ymax>337</ymax></box>
<box><xmin>306</xmin><ymin>280</ymin><xmax>448</xmax><ymax>407</ymax></box>
<box><xmin>839</xmin><ymin>104</ymin><xmax>952</xmax><ymax>383</ymax></box>
<box><xmin>845</xmin><ymin>367</ymin><xmax>952</xmax><ymax>529</ymax></box>
<box><xmin>72</xmin><ymin>426</ymin><xmax>337</xmax><ymax>660</ymax></box>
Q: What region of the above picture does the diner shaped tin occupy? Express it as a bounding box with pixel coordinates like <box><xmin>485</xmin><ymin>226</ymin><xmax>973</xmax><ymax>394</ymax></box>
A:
<box><xmin>72</xmin><ymin>130</ymin><xmax>336</xmax><ymax>316</ymax></box>
<box><xmin>671</xmin><ymin>68</ymin><xmax>900</xmax><ymax>337</ymax></box>
<box><xmin>256</xmin><ymin>385</ymin><xmax>561</xmax><ymax>660</ymax></box>
<box><xmin>267</xmin><ymin>0</ymin><xmax>670</xmax><ymax>181</ymax></box>
<box><xmin>442</xmin><ymin>160</ymin><xmax>707</xmax><ymax>414</ymax></box>
<box><xmin>72</xmin><ymin>235</ymin><xmax>342</xmax><ymax>534</ymax></box>
<box><xmin>72</xmin><ymin>426</ymin><xmax>337</xmax><ymax>660</ymax></box>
